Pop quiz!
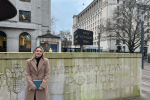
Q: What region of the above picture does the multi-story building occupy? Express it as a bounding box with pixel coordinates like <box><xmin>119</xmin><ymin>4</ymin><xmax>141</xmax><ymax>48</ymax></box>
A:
<box><xmin>0</xmin><ymin>0</ymin><xmax>61</xmax><ymax>52</ymax></box>
<box><xmin>72</xmin><ymin>0</ymin><xmax>147</xmax><ymax>53</ymax></box>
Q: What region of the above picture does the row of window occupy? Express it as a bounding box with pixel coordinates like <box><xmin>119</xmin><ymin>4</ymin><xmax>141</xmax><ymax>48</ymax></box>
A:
<box><xmin>82</xmin><ymin>20</ymin><xmax>101</xmax><ymax>27</ymax></box>
<box><xmin>77</xmin><ymin>0</ymin><xmax>127</xmax><ymax>37</ymax></box>
<box><xmin>117</xmin><ymin>0</ymin><xmax>125</xmax><ymax>4</ymax></box>
<box><xmin>116</xmin><ymin>34</ymin><xmax>150</xmax><ymax>44</ymax></box>
<box><xmin>78</xmin><ymin>15</ymin><xmax>101</xmax><ymax>27</ymax></box>
<box><xmin>116</xmin><ymin>32</ymin><xmax>150</xmax><ymax>38</ymax></box>
<box><xmin>116</xmin><ymin>40</ymin><xmax>126</xmax><ymax>45</ymax></box>
<box><xmin>78</xmin><ymin>8</ymin><xmax>102</xmax><ymax>27</ymax></box>
<box><xmin>78</xmin><ymin>0</ymin><xmax>102</xmax><ymax>22</ymax></box>
<box><xmin>0</xmin><ymin>32</ymin><xmax>31</xmax><ymax>52</ymax></box>
<box><xmin>79</xmin><ymin>0</ymin><xmax>125</xmax><ymax>26</ymax></box>
<box><xmin>78</xmin><ymin>19</ymin><xmax>101</xmax><ymax>32</ymax></box>
<box><xmin>78</xmin><ymin>1</ymin><xmax>126</xmax><ymax>33</ymax></box>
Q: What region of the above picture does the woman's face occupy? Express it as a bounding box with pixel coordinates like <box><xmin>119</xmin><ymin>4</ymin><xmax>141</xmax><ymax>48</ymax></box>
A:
<box><xmin>35</xmin><ymin>48</ymin><xmax>43</xmax><ymax>58</ymax></box>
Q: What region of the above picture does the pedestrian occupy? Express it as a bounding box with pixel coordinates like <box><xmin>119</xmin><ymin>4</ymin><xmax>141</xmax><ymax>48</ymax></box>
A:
<box><xmin>24</xmin><ymin>46</ymin><xmax>50</xmax><ymax>100</ymax></box>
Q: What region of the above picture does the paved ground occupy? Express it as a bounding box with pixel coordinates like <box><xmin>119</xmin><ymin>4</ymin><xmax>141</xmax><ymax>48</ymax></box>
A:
<box><xmin>123</xmin><ymin>60</ymin><xmax>150</xmax><ymax>100</ymax></box>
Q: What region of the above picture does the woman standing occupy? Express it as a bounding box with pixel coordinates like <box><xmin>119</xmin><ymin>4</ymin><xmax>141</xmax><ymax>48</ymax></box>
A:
<box><xmin>24</xmin><ymin>46</ymin><xmax>50</xmax><ymax>100</ymax></box>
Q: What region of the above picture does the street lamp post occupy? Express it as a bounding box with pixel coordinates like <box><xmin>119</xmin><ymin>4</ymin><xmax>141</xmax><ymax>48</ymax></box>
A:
<box><xmin>98</xmin><ymin>27</ymin><xmax>100</xmax><ymax>52</ymax></box>
<box><xmin>141</xmin><ymin>11</ymin><xmax>144</xmax><ymax>69</ymax></box>
<box><xmin>138</xmin><ymin>4</ymin><xmax>150</xmax><ymax>69</ymax></box>
<box><xmin>65</xmin><ymin>35</ymin><xmax>67</xmax><ymax>48</ymax></box>
<box><xmin>107</xmin><ymin>34</ymin><xmax>112</xmax><ymax>52</ymax></box>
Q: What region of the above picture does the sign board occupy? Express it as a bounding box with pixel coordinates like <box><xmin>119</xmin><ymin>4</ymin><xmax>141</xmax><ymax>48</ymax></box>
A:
<box><xmin>74</xmin><ymin>29</ymin><xmax>93</xmax><ymax>45</ymax></box>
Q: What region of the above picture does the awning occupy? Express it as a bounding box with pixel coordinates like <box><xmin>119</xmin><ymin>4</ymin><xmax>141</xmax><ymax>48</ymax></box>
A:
<box><xmin>0</xmin><ymin>0</ymin><xmax>17</xmax><ymax>21</ymax></box>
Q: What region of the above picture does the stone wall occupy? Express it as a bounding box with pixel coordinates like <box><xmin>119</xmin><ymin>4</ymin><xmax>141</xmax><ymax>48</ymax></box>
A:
<box><xmin>0</xmin><ymin>53</ymin><xmax>141</xmax><ymax>100</ymax></box>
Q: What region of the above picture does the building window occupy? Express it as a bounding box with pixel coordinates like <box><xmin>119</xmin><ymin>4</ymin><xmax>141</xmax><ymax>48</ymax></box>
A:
<box><xmin>116</xmin><ymin>40</ymin><xmax>120</xmax><ymax>44</ymax></box>
<box><xmin>117</xmin><ymin>0</ymin><xmax>119</xmax><ymax>4</ymax></box>
<box><xmin>123</xmin><ymin>1</ymin><xmax>125</xmax><ymax>4</ymax></box>
<box><xmin>19</xmin><ymin>32</ymin><xmax>31</xmax><ymax>52</ymax></box>
<box><xmin>117</xmin><ymin>32</ymin><xmax>119</xmax><ymax>37</ymax></box>
<box><xmin>117</xmin><ymin>6</ymin><xmax>119</xmax><ymax>10</ymax></box>
<box><xmin>19</xmin><ymin>10</ymin><xmax>31</xmax><ymax>22</ymax></box>
<box><xmin>123</xmin><ymin>40</ymin><xmax>125</xmax><ymax>44</ymax></box>
<box><xmin>147</xmin><ymin>11</ymin><xmax>150</xmax><ymax>20</ymax></box>
<box><xmin>123</xmin><ymin>46</ymin><xmax>125</xmax><ymax>52</ymax></box>
<box><xmin>144</xmin><ymin>41</ymin><xmax>147</xmax><ymax>45</ymax></box>
<box><xmin>20</xmin><ymin>0</ymin><xmax>30</xmax><ymax>2</ymax></box>
<box><xmin>117</xmin><ymin>12</ymin><xmax>119</xmax><ymax>17</ymax></box>
<box><xmin>117</xmin><ymin>19</ymin><xmax>119</xmax><ymax>23</ymax></box>
<box><xmin>147</xmin><ymin>35</ymin><xmax>149</xmax><ymax>38</ymax></box>
<box><xmin>123</xmin><ymin>13</ymin><xmax>125</xmax><ymax>17</ymax></box>
<box><xmin>123</xmin><ymin>32</ymin><xmax>125</xmax><ymax>37</ymax></box>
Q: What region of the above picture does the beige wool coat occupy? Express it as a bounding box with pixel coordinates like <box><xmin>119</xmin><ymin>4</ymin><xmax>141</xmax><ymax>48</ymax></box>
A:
<box><xmin>24</xmin><ymin>57</ymin><xmax>50</xmax><ymax>100</ymax></box>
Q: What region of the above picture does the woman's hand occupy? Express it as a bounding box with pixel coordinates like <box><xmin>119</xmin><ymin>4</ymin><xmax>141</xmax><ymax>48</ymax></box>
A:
<box><xmin>38</xmin><ymin>87</ymin><xmax>43</xmax><ymax>90</ymax></box>
<box><xmin>32</xmin><ymin>87</ymin><xmax>36</xmax><ymax>90</ymax></box>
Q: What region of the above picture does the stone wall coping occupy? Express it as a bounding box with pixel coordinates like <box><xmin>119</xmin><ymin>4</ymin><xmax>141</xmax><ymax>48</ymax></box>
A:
<box><xmin>0</xmin><ymin>52</ymin><xmax>142</xmax><ymax>59</ymax></box>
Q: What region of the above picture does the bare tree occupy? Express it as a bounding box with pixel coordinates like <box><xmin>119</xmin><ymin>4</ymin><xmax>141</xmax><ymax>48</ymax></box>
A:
<box><xmin>50</xmin><ymin>16</ymin><xmax>57</xmax><ymax>35</ymax></box>
<box><xmin>57</xmin><ymin>29</ymin><xmax>72</xmax><ymax>48</ymax></box>
<box><xmin>102</xmin><ymin>0</ymin><xmax>150</xmax><ymax>53</ymax></box>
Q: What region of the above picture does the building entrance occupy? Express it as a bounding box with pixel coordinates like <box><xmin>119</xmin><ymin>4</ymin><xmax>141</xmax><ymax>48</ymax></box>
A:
<box><xmin>40</xmin><ymin>42</ymin><xmax>58</xmax><ymax>52</ymax></box>
<box><xmin>3</xmin><ymin>41</ymin><xmax>6</xmax><ymax>48</ymax></box>
<box><xmin>0</xmin><ymin>31</ymin><xmax>7</xmax><ymax>52</ymax></box>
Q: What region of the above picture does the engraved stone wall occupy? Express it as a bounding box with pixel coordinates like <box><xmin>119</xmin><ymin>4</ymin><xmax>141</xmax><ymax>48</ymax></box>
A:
<box><xmin>0</xmin><ymin>53</ymin><xmax>141</xmax><ymax>100</ymax></box>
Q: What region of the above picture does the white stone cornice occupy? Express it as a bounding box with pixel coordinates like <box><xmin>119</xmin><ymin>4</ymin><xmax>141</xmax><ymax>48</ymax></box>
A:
<box><xmin>0</xmin><ymin>21</ymin><xmax>37</xmax><ymax>29</ymax></box>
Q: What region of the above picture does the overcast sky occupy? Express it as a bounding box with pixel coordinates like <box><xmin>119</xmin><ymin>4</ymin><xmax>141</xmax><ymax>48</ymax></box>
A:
<box><xmin>51</xmin><ymin>0</ymin><xmax>93</xmax><ymax>34</ymax></box>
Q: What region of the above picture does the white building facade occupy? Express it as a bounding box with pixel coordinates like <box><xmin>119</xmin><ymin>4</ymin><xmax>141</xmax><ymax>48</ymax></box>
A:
<box><xmin>0</xmin><ymin>0</ymin><xmax>61</xmax><ymax>52</ymax></box>
<box><xmin>72</xmin><ymin>0</ymin><xmax>148</xmax><ymax>53</ymax></box>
